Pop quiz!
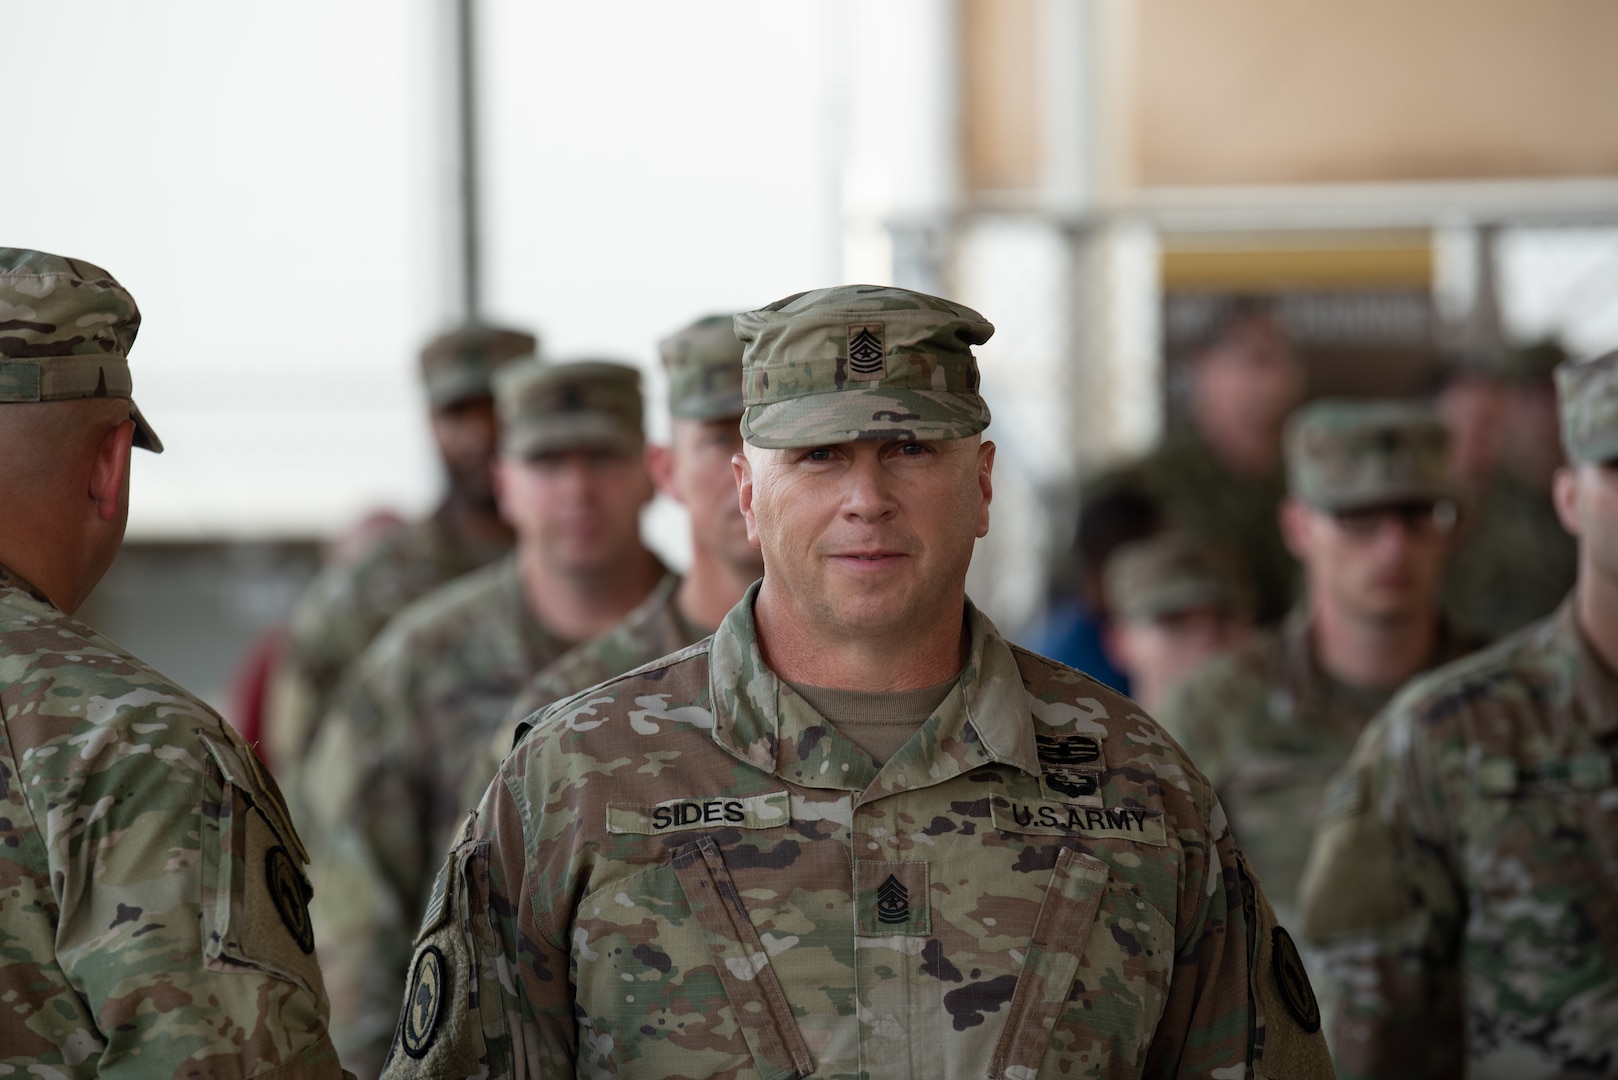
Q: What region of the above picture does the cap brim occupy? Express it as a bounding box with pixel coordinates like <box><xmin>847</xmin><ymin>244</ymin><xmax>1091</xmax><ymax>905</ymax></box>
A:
<box><xmin>130</xmin><ymin>399</ymin><xmax>164</xmax><ymax>454</ymax></box>
<box><xmin>1119</xmin><ymin>580</ymin><xmax>1249</xmax><ymax>623</ymax></box>
<box><xmin>741</xmin><ymin>388</ymin><xmax>990</xmax><ymax>449</ymax></box>
<box><xmin>1306</xmin><ymin>484</ymin><xmax>1455</xmax><ymax>512</ymax></box>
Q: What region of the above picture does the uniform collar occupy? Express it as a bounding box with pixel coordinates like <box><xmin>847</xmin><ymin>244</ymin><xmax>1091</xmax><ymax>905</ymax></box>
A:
<box><xmin>1555</xmin><ymin>594</ymin><xmax>1618</xmax><ymax>739</ymax></box>
<box><xmin>708</xmin><ymin>581</ymin><xmax>1042</xmax><ymax>796</ymax></box>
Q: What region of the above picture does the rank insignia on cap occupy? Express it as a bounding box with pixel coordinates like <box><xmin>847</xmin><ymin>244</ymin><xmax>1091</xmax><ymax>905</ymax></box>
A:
<box><xmin>847</xmin><ymin>323</ymin><xmax>885</xmax><ymax>380</ymax></box>
<box><xmin>265</xmin><ymin>846</ymin><xmax>315</xmax><ymax>955</ymax></box>
<box><xmin>401</xmin><ymin>946</ymin><xmax>449</xmax><ymax>1058</ymax></box>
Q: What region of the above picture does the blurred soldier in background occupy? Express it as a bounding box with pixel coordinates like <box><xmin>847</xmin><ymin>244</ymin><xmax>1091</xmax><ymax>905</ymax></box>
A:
<box><xmin>1158</xmin><ymin>400</ymin><xmax>1481</xmax><ymax>941</ymax></box>
<box><xmin>1101</xmin><ymin>531</ymin><xmax>1254</xmax><ymax>713</ymax></box>
<box><xmin>383</xmin><ymin>284</ymin><xmax>1332</xmax><ymax>1079</ymax></box>
<box><xmin>264</xmin><ymin>323</ymin><xmax>533</xmax><ymax>783</ymax></box>
<box><xmin>1022</xmin><ymin>485</ymin><xmax>1161</xmax><ymax>692</ymax></box>
<box><xmin>1443</xmin><ymin>338</ymin><xmax>1579</xmax><ymax>639</ymax></box>
<box><xmin>470</xmin><ymin>314</ymin><xmax>762</xmax><ymax>803</ymax></box>
<box><xmin>1433</xmin><ymin>347</ymin><xmax>1510</xmax><ymax>490</ymax></box>
<box><xmin>0</xmin><ymin>248</ymin><xmax>349</xmax><ymax>1076</ymax></box>
<box><xmin>306</xmin><ymin>359</ymin><xmax>668</xmax><ymax>1074</ymax></box>
<box><xmin>1089</xmin><ymin>299</ymin><xmax>1304</xmax><ymax>626</ymax></box>
<box><xmin>1299</xmin><ymin>350</ymin><xmax>1618</xmax><ymax>1079</ymax></box>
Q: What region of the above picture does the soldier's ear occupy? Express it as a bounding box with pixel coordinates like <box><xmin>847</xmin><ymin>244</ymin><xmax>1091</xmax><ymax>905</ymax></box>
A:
<box><xmin>646</xmin><ymin>444</ymin><xmax>677</xmax><ymax>502</ymax></box>
<box><xmin>976</xmin><ymin>440</ymin><xmax>996</xmax><ymax>539</ymax></box>
<box><xmin>89</xmin><ymin>419</ymin><xmax>134</xmax><ymax>523</ymax></box>
<box><xmin>1552</xmin><ymin>465</ymin><xmax>1581</xmax><ymax>539</ymax></box>
<box><xmin>1279</xmin><ymin>498</ymin><xmax>1313</xmax><ymax>560</ymax></box>
<box><xmin>733</xmin><ymin>450</ymin><xmax>761</xmax><ymax>548</ymax></box>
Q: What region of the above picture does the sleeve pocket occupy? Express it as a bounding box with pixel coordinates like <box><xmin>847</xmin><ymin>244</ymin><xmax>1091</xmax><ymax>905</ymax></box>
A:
<box><xmin>198</xmin><ymin>731</ymin><xmax>324</xmax><ymax>999</ymax></box>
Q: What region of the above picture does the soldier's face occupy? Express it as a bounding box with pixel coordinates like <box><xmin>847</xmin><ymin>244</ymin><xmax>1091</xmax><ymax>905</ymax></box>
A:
<box><xmin>430</xmin><ymin>396</ymin><xmax>501</xmax><ymax>506</ymax></box>
<box><xmin>665</xmin><ymin>417</ymin><xmax>761</xmax><ymax>577</ymax></box>
<box><xmin>495</xmin><ymin>447</ymin><xmax>653</xmax><ymax>579</ymax></box>
<box><xmin>1284</xmin><ymin>499</ymin><xmax>1454</xmax><ymax>623</ymax></box>
<box><xmin>1110</xmin><ymin>607</ymin><xmax>1251</xmax><ymax>712</ymax></box>
<box><xmin>736</xmin><ymin>435</ymin><xmax>994</xmax><ymax>643</ymax></box>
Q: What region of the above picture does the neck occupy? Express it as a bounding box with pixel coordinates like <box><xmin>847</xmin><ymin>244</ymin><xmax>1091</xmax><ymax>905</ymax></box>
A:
<box><xmin>1574</xmin><ymin>564</ymin><xmax>1618</xmax><ymax>674</ymax></box>
<box><xmin>676</xmin><ymin>547</ymin><xmax>760</xmax><ymax>632</ymax></box>
<box><xmin>516</xmin><ymin>543</ymin><xmax>664</xmax><ymax>643</ymax></box>
<box><xmin>751</xmin><ymin>582</ymin><xmax>968</xmax><ymax>691</ymax></box>
<box><xmin>0</xmin><ymin>516</ymin><xmax>89</xmax><ymax>615</ymax></box>
<box><xmin>1194</xmin><ymin>410</ymin><xmax>1280</xmax><ymax>479</ymax></box>
<box><xmin>1310</xmin><ymin>597</ymin><xmax>1440</xmax><ymax>691</ymax></box>
<box><xmin>438</xmin><ymin>488</ymin><xmax>514</xmax><ymax>549</ymax></box>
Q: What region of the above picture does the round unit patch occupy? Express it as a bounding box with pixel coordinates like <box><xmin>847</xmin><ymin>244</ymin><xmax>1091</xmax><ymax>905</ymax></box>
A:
<box><xmin>265</xmin><ymin>845</ymin><xmax>315</xmax><ymax>954</ymax></box>
<box><xmin>402</xmin><ymin>946</ymin><xmax>449</xmax><ymax>1059</ymax></box>
<box><xmin>1271</xmin><ymin>926</ymin><xmax>1321</xmax><ymax>1033</ymax></box>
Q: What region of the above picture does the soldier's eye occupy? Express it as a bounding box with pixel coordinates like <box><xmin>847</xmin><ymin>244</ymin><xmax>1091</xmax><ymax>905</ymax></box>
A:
<box><xmin>803</xmin><ymin>447</ymin><xmax>837</xmax><ymax>462</ymax></box>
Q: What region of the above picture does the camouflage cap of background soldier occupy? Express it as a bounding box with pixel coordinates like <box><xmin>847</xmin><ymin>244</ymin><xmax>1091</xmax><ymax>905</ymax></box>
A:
<box><xmin>495</xmin><ymin>359</ymin><xmax>644</xmax><ymax>460</ymax></box>
<box><xmin>1285</xmin><ymin>399</ymin><xmax>1455</xmax><ymax>510</ymax></box>
<box><xmin>1104</xmin><ymin>532</ymin><xmax>1254</xmax><ymax>624</ymax></box>
<box><xmin>419</xmin><ymin>323</ymin><xmax>538</xmax><ymax>409</ymax></box>
<box><xmin>660</xmin><ymin>314</ymin><xmax>745</xmax><ymax>421</ymax></box>
<box><xmin>0</xmin><ymin>247</ymin><xmax>162</xmax><ymax>452</ymax></box>
<box><xmin>734</xmin><ymin>284</ymin><xmax>993</xmax><ymax>448</ymax></box>
<box><xmin>1556</xmin><ymin>348</ymin><xmax>1618</xmax><ymax>464</ymax></box>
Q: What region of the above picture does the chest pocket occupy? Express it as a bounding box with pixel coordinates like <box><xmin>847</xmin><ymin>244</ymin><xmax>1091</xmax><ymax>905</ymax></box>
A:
<box><xmin>1469</xmin><ymin>754</ymin><xmax>1618</xmax><ymax>972</ymax></box>
<box><xmin>991</xmin><ymin>846</ymin><xmax>1175</xmax><ymax>1078</ymax></box>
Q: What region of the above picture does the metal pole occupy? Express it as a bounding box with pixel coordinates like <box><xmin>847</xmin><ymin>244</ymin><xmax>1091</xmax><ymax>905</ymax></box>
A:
<box><xmin>456</xmin><ymin>0</ymin><xmax>482</xmax><ymax>322</ymax></box>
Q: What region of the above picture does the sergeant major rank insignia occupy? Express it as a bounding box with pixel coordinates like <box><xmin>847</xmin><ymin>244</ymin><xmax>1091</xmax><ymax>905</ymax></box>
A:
<box><xmin>847</xmin><ymin>322</ymin><xmax>885</xmax><ymax>380</ymax></box>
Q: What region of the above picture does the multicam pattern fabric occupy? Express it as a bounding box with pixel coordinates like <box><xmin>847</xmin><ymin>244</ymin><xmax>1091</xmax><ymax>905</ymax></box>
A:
<box><xmin>495</xmin><ymin>359</ymin><xmax>644</xmax><ymax>460</ymax></box>
<box><xmin>1283</xmin><ymin>400</ymin><xmax>1453</xmax><ymax>511</ymax></box>
<box><xmin>660</xmin><ymin>314</ymin><xmax>745</xmax><ymax>420</ymax></box>
<box><xmin>1297</xmin><ymin>599</ymin><xmax>1618</xmax><ymax>1079</ymax></box>
<box><xmin>1443</xmin><ymin>471</ymin><xmax>1578</xmax><ymax>640</ymax></box>
<box><xmin>466</xmin><ymin>572</ymin><xmax>704</xmax><ymax>811</ymax></box>
<box><xmin>1104</xmin><ymin>531</ymin><xmax>1252</xmax><ymax>623</ymax></box>
<box><xmin>735</xmin><ymin>285</ymin><xmax>993</xmax><ymax>449</ymax></box>
<box><xmin>303</xmin><ymin>555</ymin><xmax>581</xmax><ymax>1074</ymax></box>
<box><xmin>381</xmin><ymin>585</ymin><xmax>1333</xmax><ymax>1078</ymax></box>
<box><xmin>0</xmin><ymin>247</ymin><xmax>161</xmax><ymax>451</ymax></box>
<box><xmin>266</xmin><ymin>505</ymin><xmax>512</xmax><ymax>784</ymax></box>
<box><xmin>1557</xmin><ymin>348</ymin><xmax>1618</xmax><ymax>464</ymax></box>
<box><xmin>1091</xmin><ymin>431</ymin><xmax>1297</xmax><ymax>625</ymax></box>
<box><xmin>1158</xmin><ymin>607</ymin><xmax>1483</xmax><ymax>926</ymax></box>
<box><xmin>416</xmin><ymin>324</ymin><xmax>536</xmax><ymax>410</ymax></box>
<box><xmin>0</xmin><ymin>562</ymin><xmax>346</xmax><ymax>1077</ymax></box>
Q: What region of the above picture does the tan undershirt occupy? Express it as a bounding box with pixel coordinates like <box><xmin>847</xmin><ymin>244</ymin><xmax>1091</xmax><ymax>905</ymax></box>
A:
<box><xmin>786</xmin><ymin>677</ymin><xmax>957</xmax><ymax>766</ymax></box>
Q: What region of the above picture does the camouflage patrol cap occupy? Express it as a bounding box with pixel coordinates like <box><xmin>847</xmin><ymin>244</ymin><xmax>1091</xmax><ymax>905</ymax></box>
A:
<box><xmin>0</xmin><ymin>248</ymin><xmax>162</xmax><ymax>453</ymax></box>
<box><xmin>1555</xmin><ymin>349</ymin><xmax>1618</xmax><ymax>464</ymax></box>
<box><xmin>659</xmin><ymin>314</ymin><xmax>744</xmax><ymax>420</ymax></box>
<box><xmin>734</xmin><ymin>284</ymin><xmax>993</xmax><ymax>448</ymax></box>
<box><xmin>1104</xmin><ymin>532</ymin><xmax>1253</xmax><ymax>623</ymax></box>
<box><xmin>419</xmin><ymin>323</ymin><xmax>538</xmax><ymax>409</ymax></box>
<box><xmin>1285</xmin><ymin>399</ymin><xmax>1454</xmax><ymax>510</ymax></box>
<box><xmin>1503</xmin><ymin>337</ymin><xmax>1569</xmax><ymax>384</ymax></box>
<box><xmin>495</xmin><ymin>359</ymin><xmax>644</xmax><ymax>460</ymax></box>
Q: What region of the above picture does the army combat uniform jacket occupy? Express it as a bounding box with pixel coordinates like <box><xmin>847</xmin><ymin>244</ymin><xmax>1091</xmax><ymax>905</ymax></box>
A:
<box><xmin>0</xmin><ymin>563</ymin><xmax>348</xmax><ymax>1077</ymax></box>
<box><xmin>1299</xmin><ymin>598</ymin><xmax>1618</xmax><ymax>1079</ymax></box>
<box><xmin>463</xmin><ymin>572</ymin><xmax>709</xmax><ymax>812</ymax></box>
<box><xmin>1159</xmin><ymin>606</ymin><xmax>1482</xmax><ymax>923</ymax></box>
<box><xmin>305</xmin><ymin>554</ymin><xmax>594</xmax><ymax>1073</ymax></box>
<box><xmin>384</xmin><ymin>585</ymin><xmax>1332</xmax><ymax>1078</ymax></box>
<box><xmin>267</xmin><ymin>504</ymin><xmax>511</xmax><ymax>779</ymax></box>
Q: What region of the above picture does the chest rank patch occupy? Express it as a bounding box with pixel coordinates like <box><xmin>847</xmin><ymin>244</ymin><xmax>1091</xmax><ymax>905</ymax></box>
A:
<box><xmin>1036</xmin><ymin>732</ymin><xmax>1104</xmax><ymax>804</ymax></box>
<box><xmin>265</xmin><ymin>846</ymin><xmax>315</xmax><ymax>955</ymax></box>
<box><xmin>992</xmin><ymin>796</ymin><xmax>1167</xmax><ymax>846</ymax></box>
<box><xmin>856</xmin><ymin>859</ymin><xmax>930</xmax><ymax>935</ymax></box>
<box><xmin>400</xmin><ymin>945</ymin><xmax>449</xmax><ymax>1058</ymax></box>
<box><xmin>607</xmin><ymin>790</ymin><xmax>790</xmax><ymax>835</ymax></box>
<box><xmin>846</xmin><ymin>322</ymin><xmax>885</xmax><ymax>381</ymax></box>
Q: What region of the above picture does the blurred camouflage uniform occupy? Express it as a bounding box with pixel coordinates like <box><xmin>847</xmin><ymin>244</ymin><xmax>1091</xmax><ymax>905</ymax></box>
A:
<box><xmin>0</xmin><ymin>249</ymin><xmax>347</xmax><ymax>1076</ymax></box>
<box><xmin>1442</xmin><ymin>341</ymin><xmax>1578</xmax><ymax>639</ymax></box>
<box><xmin>308</xmin><ymin>360</ymin><xmax>662</xmax><ymax>1074</ymax></box>
<box><xmin>1092</xmin><ymin>435</ymin><xmax>1295</xmax><ymax>626</ymax></box>
<box><xmin>1297</xmin><ymin>350</ymin><xmax>1618</xmax><ymax>1079</ymax></box>
<box><xmin>383</xmin><ymin>285</ymin><xmax>1332</xmax><ymax>1078</ymax></box>
<box><xmin>264</xmin><ymin>324</ymin><xmax>534</xmax><ymax>781</ymax></box>
<box><xmin>1158</xmin><ymin>401</ymin><xmax>1481</xmax><ymax>927</ymax></box>
<box><xmin>1104</xmin><ymin>531</ymin><xmax>1253</xmax><ymax>626</ymax></box>
<box><xmin>468</xmin><ymin>313</ymin><xmax>750</xmax><ymax>805</ymax></box>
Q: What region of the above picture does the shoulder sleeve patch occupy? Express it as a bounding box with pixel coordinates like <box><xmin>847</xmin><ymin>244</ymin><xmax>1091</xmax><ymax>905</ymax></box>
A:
<box><xmin>1238</xmin><ymin>852</ymin><xmax>1334</xmax><ymax>1079</ymax></box>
